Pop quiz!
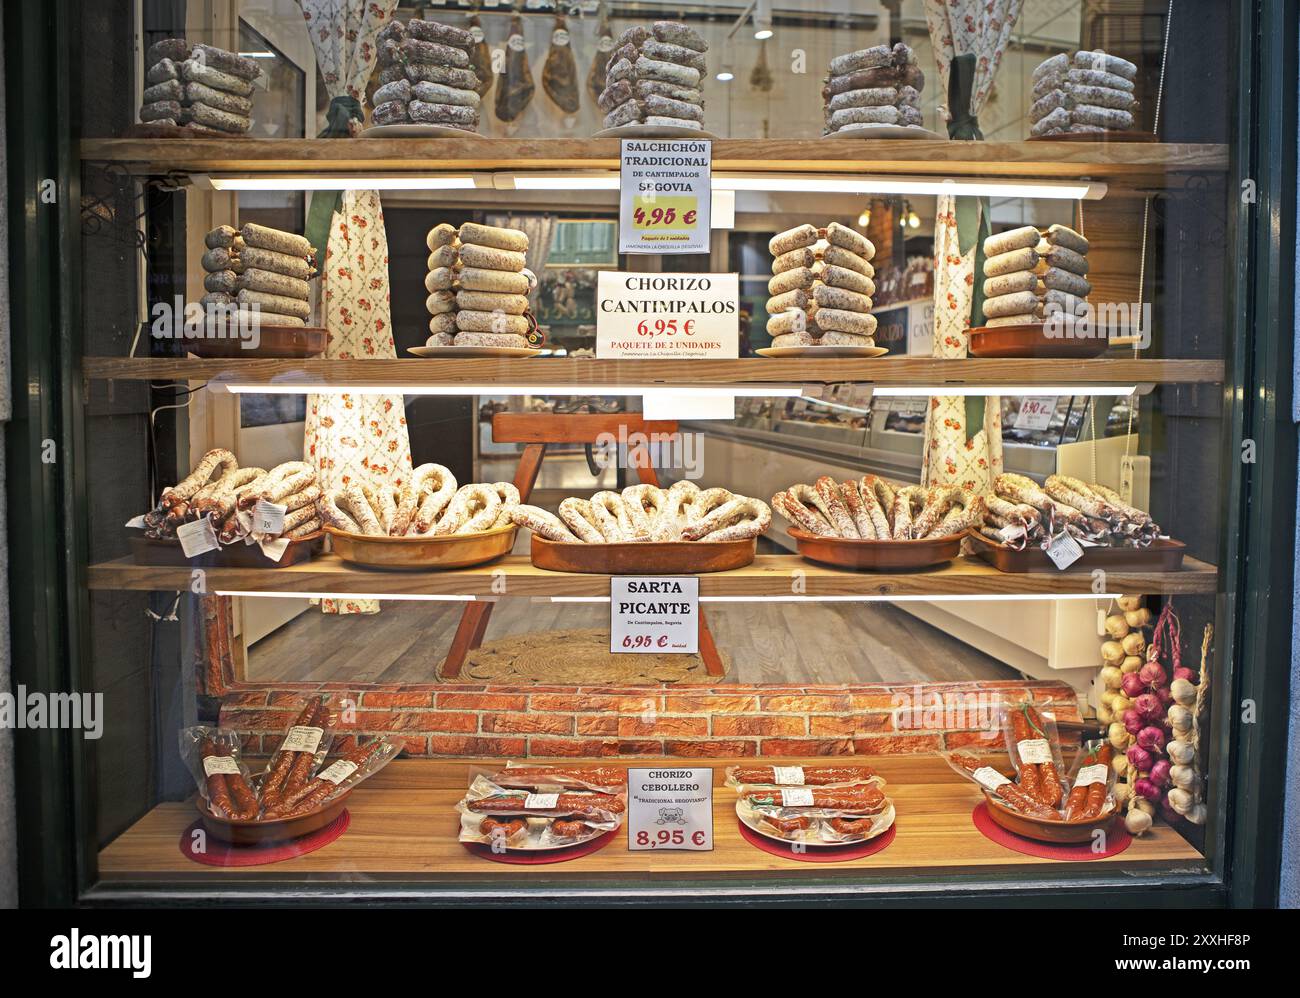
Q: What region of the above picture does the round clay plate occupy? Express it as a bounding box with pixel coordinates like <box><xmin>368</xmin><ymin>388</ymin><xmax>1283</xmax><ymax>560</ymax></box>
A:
<box><xmin>1027</xmin><ymin>130</ymin><xmax>1156</xmax><ymax>143</ymax></box>
<box><xmin>968</xmin><ymin>324</ymin><xmax>1108</xmax><ymax>359</ymax></box>
<box><xmin>757</xmin><ymin>345</ymin><xmax>889</xmax><ymax>359</ymax></box>
<box><xmin>359</xmin><ymin>123</ymin><xmax>479</xmax><ymax>138</ymax></box>
<box><xmin>981</xmin><ymin>791</ymin><xmax>1117</xmax><ymax>843</ymax></box>
<box><xmin>823</xmin><ymin>124</ymin><xmax>946</xmax><ymax>141</ymax></box>
<box><xmin>195</xmin><ymin>793</ymin><xmax>351</xmax><ymax>846</ymax></box>
<box><xmin>592</xmin><ymin>124</ymin><xmax>719</xmax><ymax>139</ymax></box>
<box><xmin>408</xmin><ymin>345</ymin><xmax>542</xmax><ymax>358</ymax></box>
<box><xmin>736</xmin><ymin>800</ymin><xmax>897</xmax><ymax>848</ymax></box>
<box><xmin>459</xmin><ymin>813</ymin><xmax>611</xmax><ymax>852</ymax></box>
<box><xmin>531</xmin><ymin>534</ymin><xmax>755</xmax><ymax>575</ymax></box>
<box><xmin>788</xmin><ymin>528</ymin><xmax>963</xmax><ymax>570</ymax></box>
<box><xmin>326</xmin><ymin>524</ymin><xmax>517</xmax><ymax>570</ymax></box>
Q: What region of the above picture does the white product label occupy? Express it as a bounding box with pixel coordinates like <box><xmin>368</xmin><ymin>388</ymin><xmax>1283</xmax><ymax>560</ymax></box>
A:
<box><xmin>973</xmin><ymin>766</ymin><xmax>1011</xmax><ymax>791</ymax></box>
<box><xmin>598</xmin><ymin>35</ymin><xmax>615</xmax><ymax>52</ymax></box>
<box><xmin>628</xmin><ymin>767</ymin><xmax>713</xmax><ymax>851</ymax></box>
<box><xmin>1013</xmin><ymin>396</ymin><xmax>1058</xmax><ymax>431</ymax></box>
<box><xmin>552</xmin><ymin>29</ymin><xmax>570</xmax><ymax>46</ymax></box>
<box><xmin>524</xmin><ymin>793</ymin><xmax>559</xmax><ymax>809</ymax></box>
<box><xmin>470</xmin><ymin>26</ymin><xmax>485</xmax><ymax>43</ymax></box>
<box><xmin>619</xmin><ymin>139</ymin><xmax>712</xmax><ymax>255</ymax></box>
<box><xmin>771</xmin><ymin>766</ymin><xmax>805</xmax><ymax>785</ymax></box>
<box><xmin>260</xmin><ymin>536</ymin><xmax>291</xmax><ymax>562</ymax></box>
<box><xmin>1075</xmin><ymin>764</ymin><xmax>1109</xmax><ymax>788</ymax></box>
<box><xmin>610</xmin><ymin>576</ymin><xmax>700</xmax><ymax>654</ymax></box>
<box><xmin>176</xmin><ymin>517</ymin><xmax>218</xmax><ymax>557</ymax></box>
<box><xmin>253</xmin><ymin>499</ymin><xmax>287</xmax><ymax>535</ymax></box>
<box><xmin>596</xmin><ymin>272</ymin><xmax>737</xmax><ymax>360</ymax></box>
<box><xmin>1017</xmin><ymin>738</ymin><xmax>1053</xmax><ymax>765</ymax></box>
<box><xmin>507</xmin><ymin>34</ymin><xmax>525</xmax><ymax>52</ymax></box>
<box><xmin>317</xmin><ymin>759</ymin><xmax>359</xmax><ymax>785</ymax></box>
<box><xmin>780</xmin><ymin>787</ymin><xmax>815</xmax><ymax>807</ymax></box>
<box><xmin>1045</xmin><ymin>530</ymin><xmax>1085</xmax><ymax>569</ymax></box>
<box><xmin>202</xmin><ymin>754</ymin><xmax>241</xmax><ymax>777</ymax></box>
<box><xmin>998</xmin><ymin>523</ymin><xmax>1027</xmax><ymax>543</ymax></box>
<box><xmin>279</xmin><ymin>725</ymin><xmax>324</xmax><ymax>754</ymax></box>
<box><xmin>125</xmin><ymin>514</ymin><xmax>149</xmax><ymax>529</ymax></box>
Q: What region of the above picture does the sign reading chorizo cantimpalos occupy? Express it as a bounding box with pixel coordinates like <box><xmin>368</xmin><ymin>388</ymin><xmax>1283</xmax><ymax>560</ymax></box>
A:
<box><xmin>595</xmin><ymin>271</ymin><xmax>739</xmax><ymax>359</ymax></box>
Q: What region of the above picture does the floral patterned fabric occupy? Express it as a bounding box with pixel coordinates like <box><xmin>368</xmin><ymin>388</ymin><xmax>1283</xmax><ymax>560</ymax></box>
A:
<box><xmin>298</xmin><ymin>1</ymin><xmax>406</xmax><ymax>615</ymax></box>
<box><xmin>919</xmin><ymin>0</ymin><xmax>1022</xmax><ymax>493</ymax></box>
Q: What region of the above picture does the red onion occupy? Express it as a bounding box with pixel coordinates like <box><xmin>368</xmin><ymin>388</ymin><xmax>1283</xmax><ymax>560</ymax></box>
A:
<box><xmin>1173</xmin><ymin>667</ymin><xmax>1195</xmax><ymax>682</ymax></box>
<box><xmin>1155</xmin><ymin>686</ymin><xmax>1174</xmax><ymax>705</ymax></box>
<box><xmin>1137</xmin><ymin>726</ymin><xmax>1166</xmax><ymax>752</ymax></box>
<box><xmin>1127</xmin><ymin>745</ymin><xmax>1154</xmax><ymax>771</ymax></box>
<box><xmin>1150</xmin><ymin>759</ymin><xmax>1172</xmax><ymax>787</ymax></box>
<box><xmin>1134</xmin><ymin>693</ymin><xmax>1164</xmax><ymax>721</ymax></box>
<box><xmin>1134</xmin><ymin>777</ymin><xmax>1162</xmax><ymax>802</ymax></box>
<box><xmin>1139</xmin><ymin>662</ymin><xmax>1167</xmax><ymax>687</ymax></box>
<box><xmin>1121</xmin><ymin>673</ymin><xmax>1146</xmax><ymax>698</ymax></box>
<box><xmin>1123</xmin><ymin>710</ymin><xmax>1145</xmax><ymax>734</ymax></box>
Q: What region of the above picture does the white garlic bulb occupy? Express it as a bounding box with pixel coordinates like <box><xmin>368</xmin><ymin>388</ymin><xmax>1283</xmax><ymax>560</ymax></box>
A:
<box><xmin>1111</xmin><ymin>694</ymin><xmax>1132</xmax><ymax>715</ymax></box>
<box><xmin>1106</xmin><ymin>614</ymin><xmax>1130</xmax><ymax>639</ymax></box>
<box><xmin>1170</xmin><ymin>677</ymin><xmax>1197</xmax><ymax>706</ymax></box>
<box><xmin>1117</xmin><ymin>595</ymin><xmax>1143</xmax><ymax>612</ymax></box>
<box><xmin>1133</xmin><ymin>797</ymin><xmax>1155</xmax><ymax>816</ymax></box>
<box><xmin>1167</xmin><ymin>704</ymin><xmax>1193</xmax><ymax>733</ymax></box>
<box><xmin>1167</xmin><ymin>740</ymin><xmax>1195</xmax><ymax>766</ymax></box>
<box><xmin>1101</xmin><ymin>641</ymin><xmax>1126</xmax><ymax>665</ymax></box>
<box><xmin>1169</xmin><ymin>764</ymin><xmax>1196</xmax><ymax>789</ymax></box>
<box><xmin>1122</xmin><ymin>632</ymin><xmax>1146</xmax><ymax>656</ymax></box>
<box><xmin>1108</xmin><ymin>722</ymin><xmax>1129</xmax><ymax>749</ymax></box>
<box><xmin>1125</xmin><ymin>608</ymin><xmax>1152</xmax><ymax>628</ymax></box>
<box><xmin>1121</xmin><ymin>655</ymin><xmax>1144</xmax><ymax>674</ymax></box>
<box><xmin>1167</xmin><ymin>788</ymin><xmax>1193</xmax><ymax>814</ymax></box>
<box><xmin>1112</xmin><ymin>779</ymin><xmax>1132</xmax><ymax>803</ymax></box>
<box><xmin>1100</xmin><ymin>665</ymin><xmax>1124</xmax><ymax>690</ymax></box>
<box><xmin>1097</xmin><ymin>704</ymin><xmax>1113</xmax><ymax>725</ymax></box>
<box><xmin>1112</xmin><ymin>754</ymin><xmax>1129</xmax><ymax>775</ymax></box>
<box><xmin>1125</xmin><ymin>808</ymin><xmax>1153</xmax><ymax>834</ymax></box>
<box><xmin>1186</xmin><ymin>804</ymin><xmax>1207</xmax><ymax>825</ymax></box>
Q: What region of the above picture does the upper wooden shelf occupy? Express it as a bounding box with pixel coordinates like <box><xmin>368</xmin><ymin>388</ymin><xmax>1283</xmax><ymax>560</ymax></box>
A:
<box><xmin>79</xmin><ymin>137</ymin><xmax>1228</xmax><ymax>192</ymax></box>
<box><xmin>83</xmin><ymin>356</ymin><xmax>1225</xmax><ymax>389</ymax></box>
<box><xmin>87</xmin><ymin>552</ymin><xmax>1218</xmax><ymax>598</ymax></box>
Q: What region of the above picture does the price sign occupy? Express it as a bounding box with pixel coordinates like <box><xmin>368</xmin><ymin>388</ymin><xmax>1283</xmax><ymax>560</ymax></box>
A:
<box><xmin>1014</xmin><ymin>396</ymin><xmax>1058</xmax><ymax>431</ymax></box>
<box><xmin>619</xmin><ymin>139</ymin><xmax>711</xmax><ymax>254</ymax></box>
<box><xmin>176</xmin><ymin>517</ymin><xmax>218</xmax><ymax>557</ymax></box>
<box><xmin>253</xmin><ymin>499</ymin><xmax>287</xmax><ymax>535</ymax></box>
<box><xmin>627</xmin><ymin>767</ymin><xmax>713</xmax><ymax>851</ymax></box>
<box><xmin>596</xmin><ymin>271</ymin><xmax>738</xmax><ymax>359</ymax></box>
<box><xmin>610</xmin><ymin>576</ymin><xmax>698</xmax><ymax>654</ymax></box>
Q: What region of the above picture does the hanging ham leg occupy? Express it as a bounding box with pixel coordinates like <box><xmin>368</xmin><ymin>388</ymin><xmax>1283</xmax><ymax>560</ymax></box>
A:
<box><xmin>495</xmin><ymin>15</ymin><xmax>535</xmax><ymax>123</ymax></box>
<box><xmin>466</xmin><ymin>14</ymin><xmax>492</xmax><ymax>98</ymax></box>
<box><xmin>587</xmin><ymin>4</ymin><xmax>614</xmax><ymax>104</ymax></box>
<box><xmin>542</xmin><ymin>15</ymin><xmax>580</xmax><ymax>114</ymax></box>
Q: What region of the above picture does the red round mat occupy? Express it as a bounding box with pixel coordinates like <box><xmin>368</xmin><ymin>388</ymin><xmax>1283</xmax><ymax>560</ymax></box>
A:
<box><xmin>462</xmin><ymin>829</ymin><xmax>616</xmax><ymax>865</ymax></box>
<box><xmin>180</xmin><ymin>810</ymin><xmax>350</xmax><ymax>867</ymax></box>
<box><xmin>737</xmin><ymin>818</ymin><xmax>896</xmax><ymax>862</ymax></box>
<box><xmin>971</xmin><ymin>802</ymin><xmax>1131</xmax><ymax>860</ymax></box>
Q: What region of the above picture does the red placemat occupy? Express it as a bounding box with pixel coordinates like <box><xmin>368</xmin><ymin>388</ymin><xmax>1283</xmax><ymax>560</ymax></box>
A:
<box><xmin>737</xmin><ymin>818</ymin><xmax>896</xmax><ymax>863</ymax></box>
<box><xmin>462</xmin><ymin>829</ymin><xmax>616</xmax><ymax>865</ymax></box>
<box><xmin>180</xmin><ymin>811</ymin><xmax>350</xmax><ymax>867</ymax></box>
<box><xmin>971</xmin><ymin>802</ymin><xmax>1131</xmax><ymax>860</ymax></box>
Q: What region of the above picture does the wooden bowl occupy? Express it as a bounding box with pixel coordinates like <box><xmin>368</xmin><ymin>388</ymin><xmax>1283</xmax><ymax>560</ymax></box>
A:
<box><xmin>967</xmin><ymin>530</ymin><xmax>1187</xmax><ymax>573</ymax></box>
<box><xmin>982</xmin><ymin>791</ymin><xmax>1116</xmax><ymax>843</ymax></box>
<box><xmin>195</xmin><ymin>792</ymin><xmax>350</xmax><ymax>846</ymax></box>
<box><xmin>326</xmin><ymin>524</ymin><xmax>517</xmax><ymax>570</ymax></box>
<box><xmin>531</xmin><ymin>535</ymin><xmax>756</xmax><ymax>574</ymax></box>
<box><xmin>186</xmin><ymin>325</ymin><xmax>327</xmax><ymax>359</ymax></box>
<box><xmin>787</xmin><ymin>529</ymin><xmax>962</xmax><ymax>570</ymax></box>
<box><xmin>968</xmin><ymin>323</ymin><xmax>1108</xmax><ymax>359</ymax></box>
<box><xmin>129</xmin><ymin>531</ymin><xmax>324</xmax><ymax>568</ymax></box>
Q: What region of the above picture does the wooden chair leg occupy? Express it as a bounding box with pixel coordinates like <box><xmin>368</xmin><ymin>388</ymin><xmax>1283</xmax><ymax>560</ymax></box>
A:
<box><xmin>442</xmin><ymin>602</ymin><xmax>495</xmax><ymax>678</ymax></box>
<box><xmin>513</xmin><ymin>443</ymin><xmax>547</xmax><ymax>502</ymax></box>
<box><xmin>697</xmin><ymin>609</ymin><xmax>725</xmax><ymax>677</ymax></box>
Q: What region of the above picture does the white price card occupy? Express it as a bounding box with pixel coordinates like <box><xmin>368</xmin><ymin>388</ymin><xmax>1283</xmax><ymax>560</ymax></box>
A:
<box><xmin>1014</xmin><ymin>396</ymin><xmax>1059</xmax><ymax>430</ymax></box>
<box><xmin>619</xmin><ymin>139</ymin><xmax>711</xmax><ymax>254</ymax></box>
<box><xmin>610</xmin><ymin>576</ymin><xmax>699</xmax><ymax>654</ymax></box>
<box><xmin>628</xmin><ymin>768</ymin><xmax>713</xmax><ymax>851</ymax></box>
<box><xmin>202</xmin><ymin>754</ymin><xmax>242</xmax><ymax>777</ymax></box>
<box><xmin>253</xmin><ymin>499</ymin><xmax>287</xmax><ymax>535</ymax></box>
<box><xmin>1075</xmin><ymin>764</ymin><xmax>1109</xmax><ymax>787</ymax></box>
<box><xmin>595</xmin><ymin>271</ymin><xmax>738</xmax><ymax>359</ymax></box>
<box><xmin>279</xmin><ymin>725</ymin><xmax>324</xmax><ymax>754</ymax></box>
<box><xmin>1045</xmin><ymin>530</ymin><xmax>1085</xmax><ymax>570</ymax></box>
<box><xmin>176</xmin><ymin>517</ymin><xmax>218</xmax><ymax>557</ymax></box>
<box><xmin>1017</xmin><ymin>738</ymin><xmax>1053</xmax><ymax>765</ymax></box>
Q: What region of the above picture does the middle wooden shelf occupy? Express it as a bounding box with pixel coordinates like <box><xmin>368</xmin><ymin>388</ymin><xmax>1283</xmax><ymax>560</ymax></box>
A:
<box><xmin>88</xmin><ymin>552</ymin><xmax>1218</xmax><ymax>597</ymax></box>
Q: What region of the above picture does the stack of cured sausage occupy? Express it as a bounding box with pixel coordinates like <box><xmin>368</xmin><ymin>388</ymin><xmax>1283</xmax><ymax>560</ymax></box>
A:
<box><xmin>317</xmin><ymin>464</ymin><xmax>519</xmax><ymax>538</ymax></box>
<box><xmin>596</xmin><ymin>21</ymin><xmax>708</xmax><ymax>131</ymax></box>
<box><xmin>728</xmin><ymin>765</ymin><xmax>895</xmax><ymax>843</ymax></box>
<box><xmin>424</xmin><ymin>222</ymin><xmax>534</xmax><ymax>349</ymax></box>
<box><xmin>822</xmin><ymin>43</ymin><xmax>925</xmax><ymax>135</ymax></box>
<box><xmin>373</xmin><ymin>18</ymin><xmax>482</xmax><ymax>131</ymax></box>
<box><xmin>140</xmin><ymin>449</ymin><xmax>321</xmax><ymax>546</ymax></box>
<box><xmin>459</xmin><ymin>768</ymin><xmax>628</xmax><ymax>848</ymax></box>
<box><xmin>1029</xmin><ymin>50</ymin><xmax>1138</xmax><ymax>137</ymax></box>
<box><xmin>772</xmin><ymin>476</ymin><xmax>987</xmax><ymax>541</ymax></box>
<box><xmin>980</xmin><ymin>224</ymin><xmax>1090</xmax><ymax>328</ymax></box>
<box><xmin>977</xmin><ymin>473</ymin><xmax>1163</xmax><ymax>551</ymax></box>
<box><xmin>766</xmin><ymin>222</ymin><xmax>877</xmax><ymax>349</ymax></box>
<box><xmin>139</xmin><ymin>39</ymin><xmax>260</xmax><ymax>134</ymax></box>
<box><xmin>200</xmin><ymin>223</ymin><xmax>317</xmax><ymax>326</ymax></box>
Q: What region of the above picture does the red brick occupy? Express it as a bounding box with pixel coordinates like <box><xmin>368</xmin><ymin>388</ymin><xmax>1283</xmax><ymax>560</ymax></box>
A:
<box><xmin>576</xmin><ymin>714</ymin><xmax>619</xmax><ymax>736</ymax></box>
<box><xmin>662</xmin><ymin>694</ymin><xmax>758</xmax><ymax>713</ymax></box>
<box><xmin>222</xmin><ymin>691</ymin><xmax>270</xmax><ymax>707</ymax></box>
<box><xmin>482</xmin><ymin>712</ymin><xmax>574</xmax><ymax>735</ymax></box>
<box><xmin>616</xmin><ymin>739</ymin><xmax>665</xmax><ymax>755</ymax></box>
<box><xmin>713</xmin><ymin>714</ymin><xmax>805</xmax><ymax>737</ymax></box>
<box><xmin>852</xmin><ymin>734</ymin><xmax>943</xmax><ymax>754</ymax></box>
<box><xmin>759</xmin><ymin>737</ymin><xmax>854</xmax><ymax>756</ymax></box>
<box><xmin>619</xmin><ymin>716</ymin><xmax>708</xmax><ymax>738</ymax></box>
<box><xmin>398</xmin><ymin>736</ymin><xmax>429</xmax><ymax>755</ymax></box>
<box><xmin>529</xmin><ymin>737</ymin><xmax>616</xmax><ymax>757</ymax></box>
<box><xmin>361</xmin><ymin>691</ymin><xmax>435</xmax><ymax>708</ymax></box>
<box><xmin>759</xmin><ymin>694</ymin><xmax>852</xmax><ymax>712</ymax></box>
<box><xmin>665</xmin><ymin>738</ymin><xmax>757</xmax><ymax>757</ymax></box>
<box><xmin>218</xmin><ymin>708</ymin><xmax>298</xmax><ymax>730</ymax></box>
<box><xmin>808</xmin><ymin>715</ymin><xmax>856</xmax><ymax>737</ymax></box>
<box><xmin>427</xmin><ymin>735</ymin><xmax>526</xmax><ymax>757</ymax></box>
<box><xmin>943</xmin><ymin>729</ymin><xmax>1004</xmax><ymax>749</ymax></box>
<box><xmin>530</xmin><ymin>693</ymin><xmax>626</xmax><ymax>712</ymax></box>
<box><xmin>849</xmin><ymin>693</ymin><xmax>902</xmax><ymax>711</ymax></box>
<box><xmin>435</xmin><ymin>693</ymin><xmax>527</xmax><ymax>711</ymax></box>
<box><xmin>353</xmin><ymin>710</ymin><xmax>475</xmax><ymax>733</ymax></box>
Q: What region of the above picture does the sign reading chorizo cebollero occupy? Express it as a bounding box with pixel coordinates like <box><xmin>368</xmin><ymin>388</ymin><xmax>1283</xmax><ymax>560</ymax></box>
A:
<box><xmin>595</xmin><ymin>272</ymin><xmax>740</xmax><ymax>359</ymax></box>
<box><xmin>618</xmin><ymin>138</ymin><xmax>711</xmax><ymax>254</ymax></box>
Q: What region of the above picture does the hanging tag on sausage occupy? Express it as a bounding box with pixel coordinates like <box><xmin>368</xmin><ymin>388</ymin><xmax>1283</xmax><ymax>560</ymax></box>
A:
<box><xmin>972</xmin><ymin>767</ymin><xmax>1010</xmax><ymax>791</ymax></box>
<box><xmin>279</xmin><ymin>725</ymin><xmax>324</xmax><ymax>754</ymax></box>
<box><xmin>524</xmin><ymin>793</ymin><xmax>560</xmax><ymax>809</ymax></box>
<box><xmin>202</xmin><ymin>755</ymin><xmax>241</xmax><ymax>777</ymax></box>
<box><xmin>771</xmin><ymin>766</ymin><xmax>805</xmax><ymax>785</ymax></box>
<box><xmin>1044</xmin><ymin>530</ymin><xmax>1084</xmax><ymax>570</ymax></box>
<box><xmin>176</xmin><ymin>517</ymin><xmax>219</xmax><ymax>557</ymax></box>
<box><xmin>254</xmin><ymin>499</ymin><xmax>287</xmax><ymax>535</ymax></box>
<box><xmin>780</xmin><ymin>787</ymin><xmax>815</xmax><ymax>807</ymax></box>
<box><xmin>1017</xmin><ymin>738</ymin><xmax>1053</xmax><ymax>765</ymax></box>
<box><xmin>1075</xmin><ymin>764</ymin><xmax>1109</xmax><ymax>787</ymax></box>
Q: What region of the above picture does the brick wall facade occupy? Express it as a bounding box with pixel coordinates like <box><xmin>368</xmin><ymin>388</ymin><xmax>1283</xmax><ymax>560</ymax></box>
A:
<box><xmin>218</xmin><ymin>679</ymin><xmax>1085</xmax><ymax>758</ymax></box>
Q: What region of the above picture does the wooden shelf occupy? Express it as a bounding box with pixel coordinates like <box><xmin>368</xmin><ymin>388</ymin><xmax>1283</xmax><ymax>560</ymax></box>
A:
<box><xmin>87</xmin><ymin>552</ymin><xmax>1218</xmax><ymax>597</ymax></box>
<box><xmin>96</xmin><ymin>756</ymin><xmax>1203</xmax><ymax>882</ymax></box>
<box><xmin>80</xmin><ymin>136</ymin><xmax>1227</xmax><ymax>192</ymax></box>
<box><xmin>83</xmin><ymin>356</ymin><xmax>1225</xmax><ymax>388</ymax></box>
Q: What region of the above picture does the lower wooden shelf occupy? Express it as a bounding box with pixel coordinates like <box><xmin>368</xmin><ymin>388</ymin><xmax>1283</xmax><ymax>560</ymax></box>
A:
<box><xmin>97</xmin><ymin>756</ymin><xmax>1202</xmax><ymax>882</ymax></box>
<box><xmin>86</xmin><ymin>552</ymin><xmax>1217</xmax><ymax>597</ymax></box>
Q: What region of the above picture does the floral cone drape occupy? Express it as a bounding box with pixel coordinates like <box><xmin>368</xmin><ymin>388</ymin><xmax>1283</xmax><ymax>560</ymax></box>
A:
<box><xmin>299</xmin><ymin>0</ymin><xmax>409</xmax><ymax>615</ymax></box>
<box><xmin>919</xmin><ymin>0</ymin><xmax>1023</xmax><ymax>493</ymax></box>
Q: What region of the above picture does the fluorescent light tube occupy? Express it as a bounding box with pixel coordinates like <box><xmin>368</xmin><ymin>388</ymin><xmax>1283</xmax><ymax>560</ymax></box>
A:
<box><xmin>509</xmin><ymin>174</ymin><xmax>621</xmax><ymax>191</ymax></box>
<box><xmin>209</xmin><ymin>381</ymin><xmax>803</xmax><ymax>398</ymax></box>
<box><xmin>870</xmin><ymin>386</ymin><xmax>1137</xmax><ymax>397</ymax></box>
<box><xmin>215</xmin><ymin>591</ymin><xmax>475</xmax><ymax>601</ymax></box>
<box><xmin>553</xmin><ymin>593</ymin><xmax>1126</xmax><ymax>604</ymax></box>
<box><xmin>197</xmin><ymin>174</ymin><xmax>480</xmax><ymax>192</ymax></box>
<box><xmin>714</xmin><ymin>174</ymin><xmax>1104</xmax><ymax>200</ymax></box>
